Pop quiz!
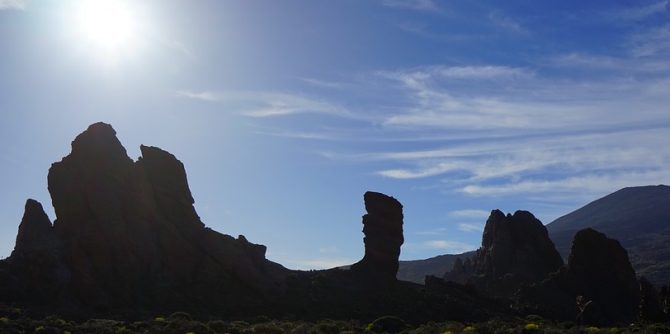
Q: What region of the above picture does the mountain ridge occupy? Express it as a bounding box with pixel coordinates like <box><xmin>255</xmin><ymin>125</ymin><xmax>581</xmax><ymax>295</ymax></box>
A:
<box><xmin>547</xmin><ymin>184</ymin><xmax>670</xmax><ymax>286</ymax></box>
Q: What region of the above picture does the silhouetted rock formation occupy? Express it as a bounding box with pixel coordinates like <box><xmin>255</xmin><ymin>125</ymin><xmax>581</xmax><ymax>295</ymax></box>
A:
<box><xmin>276</xmin><ymin>191</ymin><xmax>501</xmax><ymax>323</ymax></box>
<box><xmin>3</xmin><ymin>122</ymin><xmax>288</xmax><ymax>314</ymax></box>
<box><xmin>351</xmin><ymin>191</ymin><xmax>404</xmax><ymax>280</ymax></box>
<box><xmin>444</xmin><ymin>257</ymin><xmax>475</xmax><ymax>284</ymax></box>
<box><xmin>397</xmin><ymin>251</ymin><xmax>476</xmax><ymax>284</ymax></box>
<box><xmin>517</xmin><ymin>228</ymin><xmax>641</xmax><ymax>324</ymax></box>
<box><xmin>2</xmin><ymin>199</ymin><xmax>68</xmax><ymax>305</ymax></box>
<box><xmin>445</xmin><ymin>210</ymin><xmax>563</xmax><ymax>296</ymax></box>
<box><xmin>12</xmin><ymin>199</ymin><xmax>59</xmax><ymax>257</ymax></box>
<box><xmin>567</xmin><ymin>228</ymin><xmax>640</xmax><ymax>322</ymax></box>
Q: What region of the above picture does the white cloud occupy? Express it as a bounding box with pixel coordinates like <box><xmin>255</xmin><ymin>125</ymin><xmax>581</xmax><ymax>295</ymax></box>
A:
<box><xmin>458</xmin><ymin>223</ymin><xmax>484</xmax><ymax>233</ymax></box>
<box><xmin>415</xmin><ymin>227</ymin><xmax>448</xmax><ymax>236</ymax></box>
<box><xmin>629</xmin><ymin>24</ymin><xmax>670</xmax><ymax>57</ymax></box>
<box><xmin>176</xmin><ymin>90</ymin><xmax>350</xmax><ymax>118</ymax></box>
<box><xmin>461</xmin><ymin>170</ymin><xmax>670</xmax><ymax>198</ymax></box>
<box><xmin>610</xmin><ymin>1</ymin><xmax>668</xmax><ymax>21</ymax></box>
<box><xmin>299</xmin><ymin>77</ymin><xmax>343</xmax><ymax>89</ymax></box>
<box><xmin>450</xmin><ymin>209</ymin><xmax>491</xmax><ymax>219</ymax></box>
<box><xmin>381</xmin><ymin>0</ymin><xmax>440</xmax><ymax>12</ymax></box>
<box><xmin>176</xmin><ymin>90</ymin><xmax>219</xmax><ymax>102</ymax></box>
<box><xmin>0</xmin><ymin>0</ymin><xmax>24</xmax><ymax>10</ymax></box>
<box><xmin>423</xmin><ymin>240</ymin><xmax>477</xmax><ymax>253</ymax></box>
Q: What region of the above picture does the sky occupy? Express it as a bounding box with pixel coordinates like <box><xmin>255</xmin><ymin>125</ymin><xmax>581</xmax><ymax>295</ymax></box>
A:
<box><xmin>1</xmin><ymin>0</ymin><xmax>670</xmax><ymax>270</ymax></box>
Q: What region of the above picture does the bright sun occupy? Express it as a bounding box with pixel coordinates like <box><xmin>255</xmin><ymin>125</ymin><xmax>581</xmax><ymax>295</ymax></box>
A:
<box><xmin>74</xmin><ymin>0</ymin><xmax>137</xmax><ymax>55</ymax></box>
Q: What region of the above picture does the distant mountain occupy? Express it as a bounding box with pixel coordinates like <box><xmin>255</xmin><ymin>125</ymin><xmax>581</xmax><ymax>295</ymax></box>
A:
<box><xmin>546</xmin><ymin>185</ymin><xmax>670</xmax><ymax>286</ymax></box>
<box><xmin>397</xmin><ymin>251</ymin><xmax>475</xmax><ymax>284</ymax></box>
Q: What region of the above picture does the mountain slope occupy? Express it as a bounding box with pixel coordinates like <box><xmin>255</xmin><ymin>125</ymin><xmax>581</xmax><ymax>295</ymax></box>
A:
<box><xmin>397</xmin><ymin>251</ymin><xmax>475</xmax><ymax>284</ymax></box>
<box><xmin>547</xmin><ymin>185</ymin><xmax>670</xmax><ymax>286</ymax></box>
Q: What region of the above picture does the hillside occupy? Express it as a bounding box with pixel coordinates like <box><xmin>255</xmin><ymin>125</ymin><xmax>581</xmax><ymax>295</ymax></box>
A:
<box><xmin>546</xmin><ymin>185</ymin><xmax>670</xmax><ymax>286</ymax></box>
<box><xmin>397</xmin><ymin>251</ymin><xmax>475</xmax><ymax>284</ymax></box>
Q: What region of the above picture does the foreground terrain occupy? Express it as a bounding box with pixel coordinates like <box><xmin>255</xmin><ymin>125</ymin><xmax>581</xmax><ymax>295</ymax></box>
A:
<box><xmin>1</xmin><ymin>306</ymin><xmax>669</xmax><ymax>334</ymax></box>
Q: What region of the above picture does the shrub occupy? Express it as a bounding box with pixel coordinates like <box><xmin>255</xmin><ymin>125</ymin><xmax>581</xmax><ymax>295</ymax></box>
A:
<box><xmin>522</xmin><ymin>323</ymin><xmax>540</xmax><ymax>334</ymax></box>
<box><xmin>253</xmin><ymin>323</ymin><xmax>285</xmax><ymax>334</ymax></box>
<box><xmin>584</xmin><ymin>327</ymin><xmax>600</xmax><ymax>334</ymax></box>
<box><xmin>207</xmin><ymin>320</ymin><xmax>229</xmax><ymax>334</ymax></box>
<box><xmin>462</xmin><ymin>326</ymin><xmax>476</xmax><ymax>333</ymax></box>
<box><xmin>169</xmin><ymin>311</ymin><xmax>193</xmax><ymax>322</ymax></box>
<box><xmin>312</xmin><ymin>321</ymin><xmax>341</xmax><ymax>334</ymax></box>
<box><xmin>367</xmin><ymin>316</ymin><xmax>408</xmax><ymax>334</ymax></box>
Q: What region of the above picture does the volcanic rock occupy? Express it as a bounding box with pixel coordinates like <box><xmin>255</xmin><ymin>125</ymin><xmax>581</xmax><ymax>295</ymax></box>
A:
<box><xmin>5</xmin><ymin>122</ymin><xmax>288</xmax><ymax>313</ymax></box>
<box><xmin>12</xmin><ymin>199</ymin><xmax>58</xmax><ymax>257</ymax></box>
<box><xmin>351</xmin><ymin>191</ymin><xmax>404</xmax><ymax>280</ymax></box>
<box><xmin>567</xmin><ymin>228</ymin><xmax>640</xmax><ymax>322</ymax></box>
<box><xmin>517</xmin><ymin>228</ymin><xmax>641</xmax><ymax>324</ymax></box>
<box><xmin>445</xmin><ymin>210</ymin><xmax>563</xmax><ymax>295</ymax></box>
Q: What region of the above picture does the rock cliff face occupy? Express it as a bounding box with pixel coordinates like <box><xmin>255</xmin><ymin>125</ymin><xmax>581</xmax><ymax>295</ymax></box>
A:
<box><xmin>445</xmin><ymin>210</ymin><xmax>563</xmax><ymax>295</ymax></box>
<box><xmin>351</xmin><ymin>191</ymin><xmax>404</xmax><ymax>280</ymax></box>
<box><xmin>5</xmin><ymin>122</ymin><xmax>288</xmax><ymax>312</ymax></box>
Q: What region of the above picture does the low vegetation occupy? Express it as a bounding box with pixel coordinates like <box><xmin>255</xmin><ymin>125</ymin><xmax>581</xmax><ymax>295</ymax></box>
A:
<box><xmin>2</xmin><ymin>308</ymin><xmax>670</xmax><ymax>334</ymax></box>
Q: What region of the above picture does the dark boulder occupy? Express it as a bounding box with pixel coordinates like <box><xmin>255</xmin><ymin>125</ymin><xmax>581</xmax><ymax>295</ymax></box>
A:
<box><xmin>351</xmin><ymin>191</ymin><xmax>404</xmax><ymax>280</ymax></box>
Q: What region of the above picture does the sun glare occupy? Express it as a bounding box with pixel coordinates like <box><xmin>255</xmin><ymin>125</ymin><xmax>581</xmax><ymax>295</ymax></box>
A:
<box><xmin>74</xmin><ymin>0</ymin><xmax>137</xmax><ymax>55</ymax></box>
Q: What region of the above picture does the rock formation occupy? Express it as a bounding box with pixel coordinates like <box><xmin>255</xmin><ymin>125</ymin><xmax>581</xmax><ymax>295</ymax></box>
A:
<box><xmin>3</xmin><ymin>122</ymin><xmax>288</xmax><ymax>313</ymax></box>
<box><xmin>566</xmin><ymin>228</ymin><xmax>640</xmax><ymax>322</ymax></box>
<box><xmin>351</xmin><ymin>191</ymin><xmax>404</xmax><ymax>280</ymax></box>
<box><xmin>516</xmin><ymin>228</ymin><xmax>642</xmax><ymax>324</ymax></box>
<box><xmin>444</xmin><ymin>210</ymin><xmax>563</xmax><ymax>295</ymax></box>
<box><xmin>3</xmin><ymin>199</ymin><xmax>68</xmax><ymax>304</ymax></box>
<box><xmin>12</xmin><ymin>199</ymin><xmax>59</xmax><ymax>257</ymax></box>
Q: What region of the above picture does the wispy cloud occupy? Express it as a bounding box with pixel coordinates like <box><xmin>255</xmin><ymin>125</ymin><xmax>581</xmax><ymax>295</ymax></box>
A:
<box><xmin>176</xmin><ymin>90</ymin><xmax>350</xmax><ymax>118</ymax></box>
<box><xmin>608</xmin><ymin>1</ymin><xmax>668</xmax><ymax>21</ymax></box>
<box><xmin>629</xmin><ymin>24</ymin><xmax>670</xmax><ymax>57</ymax></box>
<box><xmin>176</xmin><ymin>90</ymin><xmax>219</xmax><ymax>102</ymax></box>
<box><xmin>415</xmin><ymin>227</ymin><xmax>447</xmax><ymax>236</ymax></box>
<box><xmin>488</xmin><ymin>11</ymin><xmax>529</xmax><ymax>35</ymax></box>
<box><xmin>423</xmin><ymin>240</ymin><xmax>477</xmax><ymax>253</ymax></box>
<box><xmin>450</xmin><ymin>209</ymin><xmax>491</xmax><ymax>219</ymax></box>
<box><xmin>461</xmin><ymin>170</ymin><xmax>670</xmax><ymax>198</ymax></box>
<box><xmin>0</xmin><ymin>0</ymin><xmax>25</xmax><ymax>10</ymax></box>
<box><xmin>299</xmin><ymin>77</ymin><xmax>343</xmax><ymax>89</ymax></box>
<box><xmin>380</xmin><ymin>0</ymin><xmax>440</xmax><ymax>12</ymax></box>
<box><xmin>458</xmin><ymin>223</ymin><xmax>484</xmax><ymax>233</ymax></box>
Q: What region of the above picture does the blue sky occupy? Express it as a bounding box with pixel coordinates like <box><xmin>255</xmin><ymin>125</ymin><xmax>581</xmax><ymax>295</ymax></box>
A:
<box><xmin>1</xmin><ymin>0</ymin><xmax>670</xmax><ymax>270</ymax></box>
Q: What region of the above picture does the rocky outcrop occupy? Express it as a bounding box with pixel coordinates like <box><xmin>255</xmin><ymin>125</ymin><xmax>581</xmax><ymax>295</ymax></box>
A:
<box><xmin>351</xmin><ymin>191</ymin><xmax>404</xmax><ymax>280</ymax></box>
<box><xmin>12</xmin><ymin>199</ymin><xmax>59</xmax><ymax>257</ymax></box>
<box><xmin>445</xmin><ymin>210</ymin><xmax>563</xmax><ymax>295</ymax></box>
<box><xmin>566</xmin><ymin>228</ymin><xmax>640</xmax><ymax>322</ymax></box>
<box><xmin>517</xmin><ymin>228</ymin><xmax>641</xmax><ymax>324</ymax></box>
<box><xmin>4</xmin><ymin>122</ymin><xmax>288</xmax><ymax>313</ymax></box>
<box><xmin>444</xmin><ymin>257</ymin><xmax>475</xmax><ymax>285</ymax></box>
<box><xmin>1</xmin><ymin>200</ymin><xmax>68</xmax><ymax>305</ymax></box>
